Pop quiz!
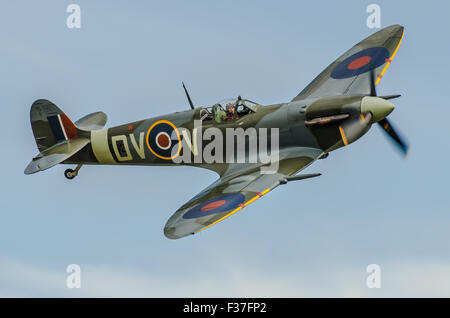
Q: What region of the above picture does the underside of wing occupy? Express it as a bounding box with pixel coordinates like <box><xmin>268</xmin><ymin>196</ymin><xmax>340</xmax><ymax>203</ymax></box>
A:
<box><xmin>163</xmin><ymin>147</ymin><xmax>323</xmax><ymax>239</ymax></box>
<box><xmin>292</xmin><ymin>24</ymin><xmax>404</xmax><ymax>101</ymax></box>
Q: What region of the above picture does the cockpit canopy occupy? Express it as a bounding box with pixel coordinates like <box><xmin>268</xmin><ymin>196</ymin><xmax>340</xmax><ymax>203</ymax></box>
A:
<box><xmin>200</xmin><ymin>97</ymin><xmax>260</xmax><ymax>123</ymax></box>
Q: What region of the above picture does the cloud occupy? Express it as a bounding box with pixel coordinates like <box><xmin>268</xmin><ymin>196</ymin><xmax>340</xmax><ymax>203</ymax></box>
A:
<box><xmin>1</xmin><ymin>257</ymin><xmax>450</xmax><ymax>297</ymax></box>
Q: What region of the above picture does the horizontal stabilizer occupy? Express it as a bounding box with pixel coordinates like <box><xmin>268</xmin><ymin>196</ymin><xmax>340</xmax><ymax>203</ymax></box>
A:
<box><xmin>75</xmin><ymin>112</ymin><xmax>107</xmax><ymax>130</ymax></box>
<box><xmin>24</xmin><ymin>138</ymin><xmax>90</xmax><ymax>175</ymax></box>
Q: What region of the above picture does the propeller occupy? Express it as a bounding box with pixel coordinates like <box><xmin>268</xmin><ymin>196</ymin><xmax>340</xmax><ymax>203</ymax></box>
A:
<box><xmin>377</xmin><ymin>118</ymin><xmax>409</xmax><ymax>156</ymax></box>
<box><xmin>368</xmin><ymin>69</ymin><xmax>410</xmax><ymax>157</ymax></box>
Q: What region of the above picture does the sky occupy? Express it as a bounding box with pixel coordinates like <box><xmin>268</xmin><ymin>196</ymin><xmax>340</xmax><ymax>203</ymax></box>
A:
<box><xmin>0</xmin><ymin>0</ymin><xmax>449</xmax><ymax>297</ymax></box>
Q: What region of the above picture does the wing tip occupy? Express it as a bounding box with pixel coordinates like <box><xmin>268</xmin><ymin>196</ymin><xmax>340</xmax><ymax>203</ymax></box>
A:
<box><xmin>163</xmin><ymin>226</ymin><xmax>194</xmax><ymax>240</ymax></box>
<box><xmin>163</xmin><ymin>226</ymin><xmax>178</xmax><ymax>239</ymax></box>
<box><xmin>370</xmin><ymin>24</ymin><xmax>404</xmax><ymax>39</ymax></box>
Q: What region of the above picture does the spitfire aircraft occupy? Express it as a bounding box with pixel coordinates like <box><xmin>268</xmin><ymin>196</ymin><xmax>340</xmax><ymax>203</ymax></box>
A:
<box><xmin>25</xmin><ymin>25</ymin><xmax>408</xmax><ymax>239</ymax></box>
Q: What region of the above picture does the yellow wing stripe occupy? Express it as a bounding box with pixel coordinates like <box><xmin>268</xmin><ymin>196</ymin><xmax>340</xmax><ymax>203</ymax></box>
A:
<box><xmin>244</xmin><ymin>196</ymin><xmax>259</xmax><ymax>206</ymax></box>
<box><xmin>197</xmin><ymin>188</ymin><xmax>272</xmax><ymax>233</ymax></box>
<box><xmin>375</xmin><ymin>31</ymin><xmax>404</xmax><ymax>86</ymax></box>
<box><xmin>338</xmin><ymin>125</ymin><xmax>349</xmax><ymax>146</ymax></box>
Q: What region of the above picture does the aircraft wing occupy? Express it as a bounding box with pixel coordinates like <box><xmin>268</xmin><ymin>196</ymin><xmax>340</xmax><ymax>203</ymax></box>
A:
<box><xmin>292</xmin><ymin>24</ymin><xmax>404</xmax><ymax>101</ymax></box>
<box><xmin>164</xmin><ymin>147</ymin><xmax>323</xmax><ymax>239</ymax></box>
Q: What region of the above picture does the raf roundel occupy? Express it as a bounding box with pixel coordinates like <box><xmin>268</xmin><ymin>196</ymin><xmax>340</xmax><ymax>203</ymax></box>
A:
<box><xmin>146</xmin><ymin>120</ymin><xmax>181</xmax><ymax>160</ymax></box>
<box><xmin>155</xmin><ymin>132</ymin><xmax>171</xmax><ymax>150</ymax></box>
<box><xmin>330</xmin><ymin>47</ymin><xmax>390</xmax><ymax>79</ymax></box>
<box><xmin>182</xmin><ymin>193</ymin><xmax>246</xmax><ymax>219</ymax></box>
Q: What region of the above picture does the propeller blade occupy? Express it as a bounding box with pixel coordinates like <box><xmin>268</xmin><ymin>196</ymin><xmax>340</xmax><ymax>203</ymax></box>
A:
<box><xmin>378</xmin><ymin>118</ymin><xmax>409</xmax><ymax>157</ymax></box>
<box><xmin>182</xmin><ymin>81</ymin><xmax>195</xmax><ymax>110</ymax></box>
<box><xmin>370</xmin><ymin>68</ymin><xmax>377</xmax><ymax>97</ymax></box>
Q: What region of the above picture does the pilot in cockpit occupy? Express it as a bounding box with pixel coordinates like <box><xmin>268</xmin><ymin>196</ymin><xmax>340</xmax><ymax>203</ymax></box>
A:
<box><xmin>225</xmin><ymin>102</ymin><xmax>236</xmax><ymax>120</ymax></box>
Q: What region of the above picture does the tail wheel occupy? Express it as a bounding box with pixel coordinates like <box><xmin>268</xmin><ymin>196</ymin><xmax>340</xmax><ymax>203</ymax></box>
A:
<box><xmin>64</xmin><ymin>169</ymin><xmax>75</xmax><ymax>180</ymax></box>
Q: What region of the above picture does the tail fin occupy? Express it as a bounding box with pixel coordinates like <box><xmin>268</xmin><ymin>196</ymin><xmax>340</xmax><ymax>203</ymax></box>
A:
<box><xmin>26</xmin><ymin>99</ymin><xmax>108</xmax><ymax>175</ymax></box>
<box><xmin>30</xmin><ymin>99</ymin><xmax>79</xmax><ymax>152</ymax></box>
